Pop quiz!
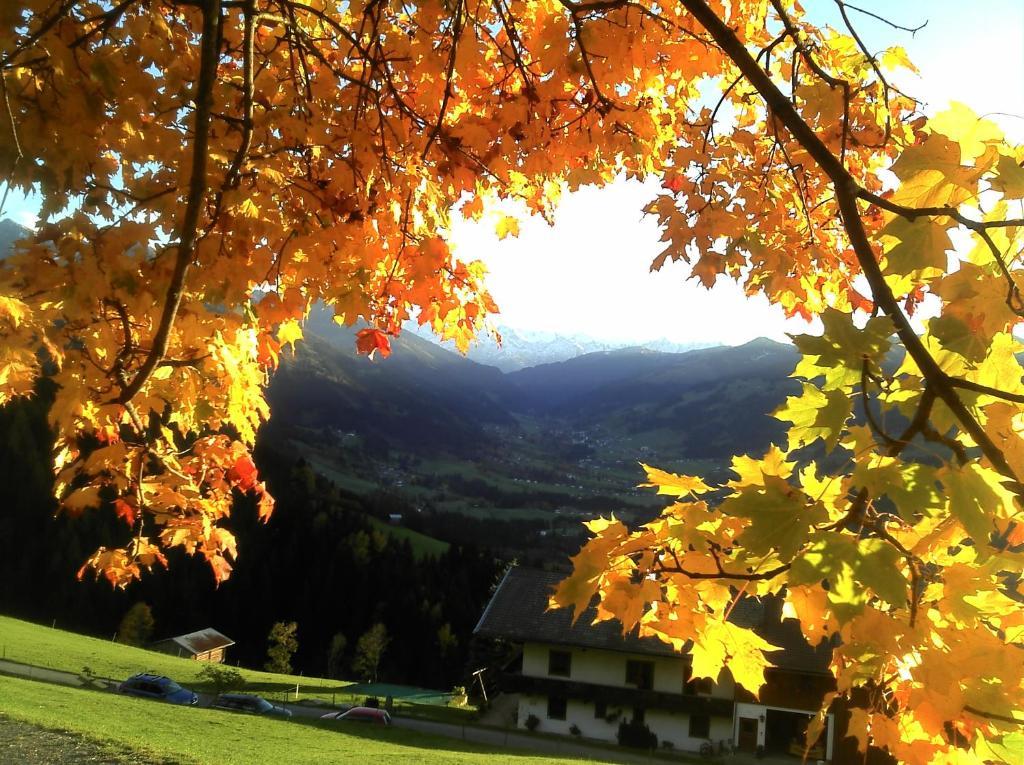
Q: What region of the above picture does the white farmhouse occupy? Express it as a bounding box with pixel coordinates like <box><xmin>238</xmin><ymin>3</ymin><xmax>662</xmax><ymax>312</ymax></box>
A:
<box><xmin>475</xmin><ymin>567</ymin><xmax>851</xmax><ymax>761</ymax></box>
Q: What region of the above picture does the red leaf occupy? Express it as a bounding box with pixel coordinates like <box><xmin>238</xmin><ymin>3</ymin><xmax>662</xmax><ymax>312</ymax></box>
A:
<box><xmin>114</xmin><ymin>497</ymin><xmax>137</xmax><ymax>527</ymax></box>
<box><xmin>848</xmin><ymin>288</ymin><xmax>874</xmax><ymax>314</ymax></box>
<box><xmin>257</xmin><ymin>333</ymin><xmax>281</xmax><ymax>370</ymax></box>
<box><xmin>355</xmin><ymin>328</ymin><xmax>392</xmax><ymax>359</ymax></box>
<box><xmin>227</xmin><ymin>454</ymin><xmax>259</xmax><ymax>493</ymax></box>
<box><xmin>664</xmin><ymin>174</ymin><xmax>686</xmax><ymax>193</ymax></box>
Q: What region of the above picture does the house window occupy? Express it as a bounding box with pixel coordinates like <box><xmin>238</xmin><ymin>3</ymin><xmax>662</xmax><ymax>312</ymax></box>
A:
<box><xmin>625</xmin><ymin>660</ymin><xmax>654</xmax><ymax>690</ymax></box>
<box><xmin>594</xmin><ymin>700</ymin><xmax>607</xmax><ymax>719</ymax></box>
<box><xmin>683</xmin><ymin>665</ymin><xmax>713</xmax><ymax>695</ymax></box>
<box><xmin>632</xmin><ymin>706</ymin><xmax>645</xmax><ymax>724</ymax></box>
<box><xmin>548</xmin><ymin>649</ymin><xmax>572</xmax><ymax>677</ymax></box>
<box><xmin>547</xmin><ymin>696</ymin><xmax>567</xmax><ymax>720</ymax></box>
<box><xmin>689</xmin><ymin>713</ymin><xmax>711</xmax><ymax>739</ymax></box>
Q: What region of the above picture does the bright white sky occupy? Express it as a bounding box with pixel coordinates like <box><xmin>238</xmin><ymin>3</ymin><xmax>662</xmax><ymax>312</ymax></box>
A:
<box><xmin>3</xmin><ymin>0</ymin><xmax>1022</xmax><ymax>346</ymax></box>
<box><xmin>452</xmin><ymin>0</ymin><xmax>1024</xmax><ymax>345</ymax></box>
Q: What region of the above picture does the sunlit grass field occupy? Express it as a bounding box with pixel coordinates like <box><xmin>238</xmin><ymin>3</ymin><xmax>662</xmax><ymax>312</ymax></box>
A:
<box><xmin>0</xmin><ymin>614</ymin><xmax>345</xmax><ymax>697</ymax></box>
<box><xmin>0</xmin><ymin>675</ymin><xmax>596</xmax><ymax>764</ymax></box>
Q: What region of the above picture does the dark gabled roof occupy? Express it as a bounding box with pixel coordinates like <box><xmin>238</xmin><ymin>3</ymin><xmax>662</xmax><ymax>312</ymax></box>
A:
<box><xmin>152</xmin><ymin>628</ymin><xmax>234</xmax><ymax>655</ymax></box>
<box><xmin>724</xmin><ymin>595</ymin><xmax>833</xmax><ymax>674</ymax></box>
<box><xmin>474</xmin><ymin>567</ymin><xmax>681</xmax><ymax>658</ymax></box>
<box><xmin>475</xmin><ymin>567</ymin><xmax>832</xmax><ymax>674</ymax></box>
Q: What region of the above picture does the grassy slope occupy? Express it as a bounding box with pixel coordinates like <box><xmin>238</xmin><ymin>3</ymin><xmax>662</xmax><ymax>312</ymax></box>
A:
<box><xmin>0</xmin><ymin>615</ymin><xmax>345</xmax><ymax>696</ymax></box>
<box><xmin>0</xmin><ymin>675</ymin><xmax>594</xmax><ymax>765</ymax></box>
<box><xmin>285</xmin><ymin>442</ymin><xmax>451</xmax><ymax>558</ymax></box>
<box><xmin>365</xmin><ymin>515</ymin><xmax>451</xmax><ymax>558</ymax></box>
<box><xmin>0</xmin><ymin>615</ymin><xmax>480</xmax><ymax>721</ymax></box>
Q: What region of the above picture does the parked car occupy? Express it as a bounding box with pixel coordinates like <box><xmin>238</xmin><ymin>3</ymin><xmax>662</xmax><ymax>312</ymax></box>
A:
<box><xmin>119</xmin><ymin>673</ymin><xmax>198</xmax><ymax>705</ymax></box>
<box><xmin>320</xmin><ymin>706</ymin><xmax>391</xmax><ymax>725</ymax></box>
<box><xmin>212</xmin><ymin>693</ymin><xmax>292</xmax><ymax>718</ymax></box>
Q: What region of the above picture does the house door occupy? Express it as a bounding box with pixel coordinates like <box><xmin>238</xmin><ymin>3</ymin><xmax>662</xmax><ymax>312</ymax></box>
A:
<box><xmin>737</xmin><ymin>717</ymin><xmax>759</xmax><ymax>752</ymax></box>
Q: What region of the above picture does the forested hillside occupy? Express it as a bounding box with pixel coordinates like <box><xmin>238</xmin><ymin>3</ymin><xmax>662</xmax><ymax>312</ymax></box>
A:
<box><xmin>506</xmin><ymin>338</ymin><xmax>799</xmax><ymax>458</ymax></box>
<box><xmin>266</xmin><ymin>305</ymin><xmax>517</xmax><ymax>456</ymax></box>
<box><xmin>271</xmin><ymin>310</ymin><xmax>800</xmax><ymax>462</ymax></box>
<box><xmin>0</xmin><ymin>381</ymin><xmax>501</xmax><ymax>688</ymax></box>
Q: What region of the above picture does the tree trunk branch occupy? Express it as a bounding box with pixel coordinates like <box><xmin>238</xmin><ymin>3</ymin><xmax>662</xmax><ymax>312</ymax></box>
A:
<box><xmin>119</xmin><ymin>0</ymin><xmax>222</xmax><ymax>404</ymax></box>
<box><xmin>678</xmin><ymin>0</ymin><xmax>1021</xmax><ymax>492</ymax></box>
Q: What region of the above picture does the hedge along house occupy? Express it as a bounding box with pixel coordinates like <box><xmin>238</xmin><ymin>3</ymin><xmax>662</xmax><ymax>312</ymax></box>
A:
<box><xmin>474</xmin><ymin>567</ymin><xmax>843</xmax><ymax>760</ymax></box>
<box><xmin>474</xmin><ymin>567</ymin><xmax>736</xmax><ymax>753</ymax></box>
<box><xmin>150</xmin><ymin>628</ymin><xmax>235</xmax><ymax>663</ymax></box>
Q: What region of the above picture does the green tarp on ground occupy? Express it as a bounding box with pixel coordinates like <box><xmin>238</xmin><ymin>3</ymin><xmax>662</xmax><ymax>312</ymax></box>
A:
<box><xmin>338</xmin><ymin>683</ymin><xmax>450</xmax><ymax>705</ymax></box>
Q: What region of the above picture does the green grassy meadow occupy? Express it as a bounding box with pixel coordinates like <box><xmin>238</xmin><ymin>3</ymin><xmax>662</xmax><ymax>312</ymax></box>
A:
<box><xmin>0</xmin><ymin>675</ymin><xmax>596</xmax><ymax>765</ymax></box>
<box><xmin>0</xmin><ymin>615</ymin><xmax>482</xmax><ymax>721</ymax></box>
<box><xmin>366</xmin><ymin>515</ymin><xmax>451</xmax><ymax>558</ymax></box>
<box><xmin>0</xmin><ymin>615</ymin><xmax>346</xmax><ymax>698</ymax></box>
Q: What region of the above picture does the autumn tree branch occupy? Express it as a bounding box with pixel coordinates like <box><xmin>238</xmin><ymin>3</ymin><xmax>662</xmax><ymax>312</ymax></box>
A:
<box><xmin>559</xmin><ymin>0</ymin><xmax>616</xmax><ymax>114</ymax></box>
<box><xmin>223</xmin><ymin>0</ymin><xmax>255</xmax><ymax>190</ymax></box>
<box><xmin>964</xmin><ymin>706</ymin><xmax>1024</xmax><ymax>727</ymax></box>
<box><xmin>423</xmin><ymin>0</ymin><xmax>464</xmax><ymax>159</ymax></box>
<box><xmin>946</xmin><ymin>377</ymin><xmax>1024</xmax><ymax>405</ymax></box>
<box><xmin>0</xmin><ymin>0</ymin><xmax>74</xmax><ymax>70</ymax></box>
<box><xmin>678</xmin><ymin>0</ymin><xmax>1023</xmax><ymax>494</ymax></box>
<box><xmin>837</xmin><ymin>2</ymin><xmax>927</xmax><ymax>35</ymax></box>
<box><xmin>655</xmin><ymin>546</ymin><xmax>791</xmax><ymax>581</ymax></box>
<box><xmin>768</xmin><ymin>0</ymin><xmax>851</xmax><ymax>161</ymax></box>
<box><xmin>859</xmin><ymin>188</ymin><xmax>1024</xmax><ymax>314</ymax></box>
<box><xmin>118</xmin><ymin>0</ymin><xmax>223</xmax><ymax>405</ymax></box>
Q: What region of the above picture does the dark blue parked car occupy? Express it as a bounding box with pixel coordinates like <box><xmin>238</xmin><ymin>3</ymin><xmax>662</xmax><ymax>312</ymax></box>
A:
<box><xmin>212</xmin><ymin>693</ymin><xmax>292</xmax><ymax>718</ymax></box>
<box><xmin>119</xmin><ymin>673</ymin><xmax>198</xmax><ymax>705</ymax></box>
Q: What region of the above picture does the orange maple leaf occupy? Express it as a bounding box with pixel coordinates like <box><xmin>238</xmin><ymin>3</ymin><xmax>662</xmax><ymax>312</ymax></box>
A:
<box><xmin>355</xmin><ymin>327</ymin><xmax>392</xmax><ymax>359</ymax></box>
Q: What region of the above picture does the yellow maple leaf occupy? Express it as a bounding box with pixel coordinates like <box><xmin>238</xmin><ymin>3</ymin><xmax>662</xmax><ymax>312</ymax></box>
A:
<box><xmin>0</xmin><ymin>295</ymin><xmax>28</xmax><ymax>328</ymax></box>
<box><xmin>276</xmin><ymin>319</ymin><xmax>303</xmax><ymax>351</ymax></box>
<box><xmin>63</xmin><ymin>485</ymin><xmax>103</xmax><ymax>515</ymax></box>
<box><xmin>928</xmin><ymin>101</ymin><xmax>1003</xmax><ymax>161</ymax></box>
<box><xmin>495</xmin><ymin>215</ymin><xmax>520</xmax><ymax>240</ymax></box>
<box><xmin>237</xmin><ymin>198</ymin><xmax>260</xmax><ymax>218</ymax></box>
<box><xmin>638</xmin><ymin>463</ymin><xmax>712</xmax><ymax>496</ymax></box>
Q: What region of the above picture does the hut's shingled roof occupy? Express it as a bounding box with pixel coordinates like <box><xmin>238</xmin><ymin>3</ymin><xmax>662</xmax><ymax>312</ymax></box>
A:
<box><xmin>153</xmin><ymin>628</ymin><xmax>234</xmax><ymax>655</ymax></box>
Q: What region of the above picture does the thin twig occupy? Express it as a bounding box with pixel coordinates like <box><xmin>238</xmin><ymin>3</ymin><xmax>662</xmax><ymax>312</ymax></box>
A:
<box><xmin>422</xmin><ymin>0</ymin><xmax>463</xmax><ymax>158</ymax></box>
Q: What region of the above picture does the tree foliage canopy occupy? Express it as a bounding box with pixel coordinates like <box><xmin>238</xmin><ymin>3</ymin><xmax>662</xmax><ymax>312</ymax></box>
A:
<box><xmin>2</xmin><ymin>0</ymin><xmax>1024</xmax><ymax>760</ymax></box>
<box><xmin>264</xmin><ymin>620</ymin><xmax>298</xmax><ymax>674</ymax></box>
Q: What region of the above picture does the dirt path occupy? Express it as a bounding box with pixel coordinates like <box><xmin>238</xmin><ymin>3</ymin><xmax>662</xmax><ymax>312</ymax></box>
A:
<box><xmin>0</xmin><ymin>659</ymin><xmax>96</xmax><ymax>689</ymax></box>
<box><xmin>0</xmin><ymin>717</ymin><xmax>163</xmax><ymax>764</ymax></box>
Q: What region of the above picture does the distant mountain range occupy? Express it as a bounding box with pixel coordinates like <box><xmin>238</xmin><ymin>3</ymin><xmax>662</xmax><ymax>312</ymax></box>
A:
<box><xmin>0</xmin><ymin>218</ymin><xmax>800</xmax><ymax>462</ymax></box>
<box><xmin>505</xmin><ymin>338</ymin><xmax>798</xmax><ymax>458</ymax></box>
<box><xmin>0</xmin><ymin>218</ymin><xmax>29</xmax><ymax>256</ymax></box>
<box><xmin>270</xmin><ymin>305</ymin><xmax>799</xmax><ymax>460</ymax></box>
<box><xmin>267</xmin><ymin>306</ymin><xmax>518</xmax><ymax>456</ymax></box>
<box><xmin>403</xmin><ymin>321</ymin><xmax>716</xmax><ymax>372</ymax></box>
